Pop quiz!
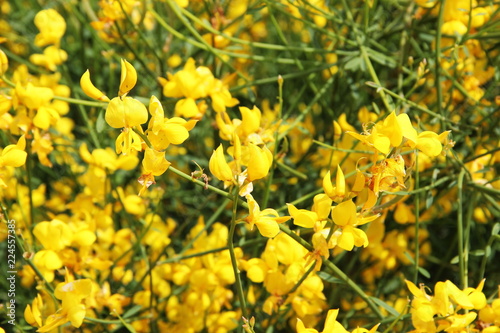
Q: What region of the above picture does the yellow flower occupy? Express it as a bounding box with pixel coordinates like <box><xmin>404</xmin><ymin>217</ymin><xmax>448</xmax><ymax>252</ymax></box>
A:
<box><xmin>346</xmin><ymin>112</ymin><xmax>403</xmax><ymax>155</ymax></box>
<box><xmin>33</xmin><ymin>9</ymin><xmax>66</xmax><ymax>47</ymax></box>
<box><xmin>287</xmin><ymin>194</ymin><xmax>332</xmax><ymax>229</ymax></box>
<box><xmin>0</xmin><ymin>135</ymin><xmax>27</xmax><ymax>171</ymax></box>
<box><xmin>209</xmin><ymin>144</ymin><xmax>235</xmax><ymax>184</ymax></box>
<box><xmin>330</xmin><ymin>200</ymin><xmax>378</xmax><ymax>251</ymax></box>
<box><xmin>34</xmin><ymin>277</ymin><xmax>93</xmax><ymax>331</ymax></box>
<box><xmin>138</xmin><ymin>148</ymin><xmax>171</xmax><ymax>196</ymax></box>
<box><xmin>15</xmin><ymin>83</ymin><xmax>54</xmax><ymax>110</ymax></box>
<box><xmin>24</xmin><ymin>294</ymin><xmax>43</xmax><ymax>327</ymax></box>
<box><xmin>105</xmin><ymin>96</ymin><xmax>148</xmax><ymax>128</ymax></box>
<box><xmin>0</xmin><ymin>49</ymin><xmax>8</xmax><ymax>75</ymax></box>
<box><xmin>80</xmin><ymin>70</ymin><xmax>110</xmax><ymax>101</ymax></box>
<box><xmin>237</xmin><ymin>106</ymin><xmax>261</xmax><ymax>138</ymax></box>
<box><xmin>118</xmin><ymin>58</ymin><xmax>137</xmax><ymax>97</ymax></box>
<box><xmin>323</xmin><ymin>165</ymin><xmax>346</xmax><ymax>202</ymax></box>
<box><xmin>29</xmin><ymin>45</ymin><xmax>68</xmax><ymax>71</ymax></box>
<box><xmin>246</xmin><ymin>143</ymin><xmax>273</xmax><ymax>182</ymax></box>
<box><xmin>147</xmin><ymin>95</ymin><xmax>197</xmax><ymax>151</ymax></box>
<box><xmin>244</xmin><ymin>194</ymin><xmax>290</xmax><ymax>238</ymax></box>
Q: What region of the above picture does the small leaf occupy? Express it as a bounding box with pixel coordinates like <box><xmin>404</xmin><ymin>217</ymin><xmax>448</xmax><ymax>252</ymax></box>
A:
<box><xmin>418</xmin><ymin>266</ymin><xmax>431</xmax><ymax>279</ymax></box>
<box><xmin>404</xmin><ymin>251</ymin><xmax>415</xmax><ymax>265</ymax></box>
<box><xmin>96</xmin><ymin>109</ymin><xmax>106</xmax><ymax>133</ymax></box>
<box><xmin>317</xmin><ymin>271</ymin><xmax>346</xmax><ymax>284</ymax></box>
<box><xmin>345</xmin><ymin>56</ymin><xmax>363</xmax><ymax>71</ymax></box>
<box><xmin>370</xmin><ymin>296</ymin><xmax>400</xmax><ymax>317</ymax></box>
<box><xmin>123</xmin><ymin>304</ymin><xmax>143</xmax><ymax>319</ymax></box>
<box><xmin>492</xmin><ymin>223</ymin><xmax>500</xmax><ymax>236</ymax></box>
<box><xmin>426</xmin><ymin>192</ymin><xmax>434</xmax><ymax>209</ymax></box>
<box><xmin>450</xmin><ymin>255</ymin><xmax>459</xmax><ymax>264</ymax></box>
<box><xmin>469</xmin><ymin>249</ymin><xmax>485</xmax><ymax>256</ymax></box>
<box><xmin>485</xmin><ymin>245</ymin><xmax>491</xmax><ymax>257</ymax></box>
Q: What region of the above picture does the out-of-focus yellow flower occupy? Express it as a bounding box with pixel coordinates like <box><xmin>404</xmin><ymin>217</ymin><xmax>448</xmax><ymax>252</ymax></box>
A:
<box><xmin>31</xmin><ymin>128</ymin><xmax>54</xmax><ymax>167</ymax></box>
<box><xmin>29</xmin><ymin>45</ymin><xmax>67</xmax><ymax>71</ymax></box>
<box><xmin>0</xmin><ymin>135</ymin><xmax>27</xmax><ymax>171</ymax></box>
<box><xmin>0</xmin><ymin>49</ymin><xmax>8</xmax><ymax>75</ymax></box>
<box><xmin>33</xmin><ymin>9</ymin><xmax>66</xmax><ymax>47</ymax></box>
<box><xmin>24</xmin><ymin>294</ymin><xmax>43</xmax><ymax>327</ymax></box>
<box><xmin>15</xmin><ymin>83</ymin><xmax>54</xmax><ymax>110</ymax></box>
<box><xmin>33</xmin><ymin>219</ymin><xmax>73</xmax><ymax>251</ymax></box>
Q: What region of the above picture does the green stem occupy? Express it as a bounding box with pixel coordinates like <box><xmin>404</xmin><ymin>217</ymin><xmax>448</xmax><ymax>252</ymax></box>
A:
<box><xmin>413</xmin><ymin>150</ymin><xmax>420</xmax><ymax>283</ymax></box>
<box><xmin>262</xmin><ymin>75</ymin><xmax>283</xmax><ymax>208</ymax></box>
<box><xmin>53</xmin><ymin>95</ymin><xmax>108</xmax><ymax>108</ymax></box>
<box><xmin>25</xmin><ymin>134</ymin><xmax>35</xmax><ymax>230</ymax></box>
<box><xmin>435</xmin><ymin>0</ymin><xmax>446</xmax><ymax>130</ymax></box>
<box><xmin>457</xmin><ymin>168</ymin><xmax>466</xmax><ymax>288</ymax></box>
<box><xmin>228</xmin><ymin>188</ymin><xmax>249</xmax><ymax>319</ymax></box>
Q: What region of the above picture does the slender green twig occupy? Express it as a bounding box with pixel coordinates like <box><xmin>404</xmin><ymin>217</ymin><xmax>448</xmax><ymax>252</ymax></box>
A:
<box><xmin>435</xmin><ymin>0</ymin><xmax>446</xmax><ymax>129</ymax></box>
<box><xmin>262</xmin><ymin>75</ymin><xmax>283</xmax><ymax>208</ymax></box>
<box><xmin>457</xmin><ymin>168</ymin><xmax>466</xmax><ymax>289</ymax></box>
<box><xmin>413</xmin><ymin>150</ymin><xmax>420</xmax><ymax>283</ymax></box>
<box><xmin>228</xmin><ymin>187</ymin><xmax>249</xmax><ymax>319</ymax></box>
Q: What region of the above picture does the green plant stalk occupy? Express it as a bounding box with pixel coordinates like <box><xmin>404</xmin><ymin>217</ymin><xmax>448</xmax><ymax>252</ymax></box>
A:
<box><xmin>359</xmin><ymin>44</ymin><xmax>393</xmax><ymax>112</ymax></box>
<box><xmin>228</xmin><ymin>187</ymin><xmax>249</xmax><ymax>320</ymax></box>
<box><xmin>24</xmin><ymin>135</ymin><xmax>35</xmax><ymax>231</ymax></box>
<box><xmin>276</xmin><ymin>160</ymin><xmax>308</xmax><ymax>180</ymax></box>
<box><xmin>479</xmin><ymin>225</ymin><xmax>498</xmax><ymax>281</ymax></box>
<box><xmin>435</xmin><ymin>0</ymin><xmax>446</xmax><ymax>130</ymax></box>
<box><xmin>287</xmin><ymin>263</ymin><xmax>315</xmax><ymax>295</ymax></box>
<box><xmin>457</xmin><ymin>168</ymin><xmax>466</xmax><ymax>288</ymax></box>
<box><xmin>413</xmin><ymin>150</ymin><xmax>420</xmax><ymax>283</ymax></box>
<box><xmin>262</xmin><ymin>75</ymin><xmax>284</xmax><ymax>208</ymax></box>
<box><xmin>158</xmin><ymin>238</ymin><xmax>265</xmax><ymax>265</ymax></box>
<box><xmin>381</xmin><ymin>304</ymin><xmax>410</xmax><ymax>333</ymax></box>
<box><xmin>53</xmin><ymin>95</ymin><xmax>108</xmax><ymax>108</ymax></box>
<box><xmin>463</xmin><ymin>191</ymin><xmax>477</xmax><ymax>289</ymax></box>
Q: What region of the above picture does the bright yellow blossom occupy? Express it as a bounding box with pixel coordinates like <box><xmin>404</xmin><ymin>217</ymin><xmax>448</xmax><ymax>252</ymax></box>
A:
<box><xmin>330</xmin><ymin>199</ymin><xmax>378</xmax><ymax>251</ymax></box>
<box><xmin>244</xmin><ymin>194</ymin><xmax>290</xmax><ymax>238</ymax></box>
